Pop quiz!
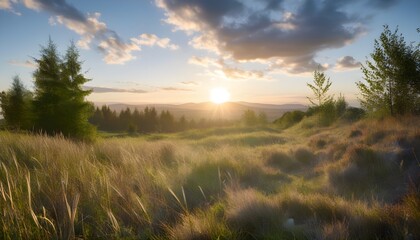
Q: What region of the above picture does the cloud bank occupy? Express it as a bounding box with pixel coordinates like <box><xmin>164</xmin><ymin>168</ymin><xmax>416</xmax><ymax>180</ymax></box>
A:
<box><xmin>157</xmin><ymin>0</ymin><xmax>399</xmax><ymax>74</ymax></box>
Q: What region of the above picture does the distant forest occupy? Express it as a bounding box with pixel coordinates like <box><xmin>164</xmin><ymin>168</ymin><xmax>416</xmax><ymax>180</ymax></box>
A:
<box><xmin>89</xmin><ymin>105</ymin><xmax>235</xmax><ymax>134</ymax></box>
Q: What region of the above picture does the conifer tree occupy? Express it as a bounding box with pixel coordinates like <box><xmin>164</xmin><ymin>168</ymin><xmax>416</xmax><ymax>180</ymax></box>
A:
<box><xmin>33</xmin><ymin>39</ymin><xmax>95</xmax><ymax>140</ymax></box>
<box><xmin>0</xmin><ymin>76</ymin><xmax>32</xmax><ymax>129</ymax></box>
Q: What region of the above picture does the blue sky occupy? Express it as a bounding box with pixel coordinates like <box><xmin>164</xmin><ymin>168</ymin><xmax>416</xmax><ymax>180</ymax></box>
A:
<box><xmin>0</xmin><ymin>0</ymin><xmax>419</xmax><ymax>105</ymax></box>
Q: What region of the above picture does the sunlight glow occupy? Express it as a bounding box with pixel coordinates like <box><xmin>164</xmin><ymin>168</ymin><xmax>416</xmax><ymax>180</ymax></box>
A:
<box><xmin>210</xmin><ymin>87</ymin><xmax>230</xmax><ymax>104</ymax></box>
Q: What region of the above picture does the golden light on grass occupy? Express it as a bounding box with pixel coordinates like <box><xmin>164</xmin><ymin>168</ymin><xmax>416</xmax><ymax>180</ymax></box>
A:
<box><xmin>210</xmin><ymin>87</ymin><xmax>230</xmax><ymax>104</ymax></box>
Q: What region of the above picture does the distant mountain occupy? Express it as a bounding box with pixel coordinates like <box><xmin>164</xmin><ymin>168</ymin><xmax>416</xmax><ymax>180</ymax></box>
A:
<box><xmin>94</xmin><ymin>102</ymin><xmax>307</xmax><ymax>121</ymax></box>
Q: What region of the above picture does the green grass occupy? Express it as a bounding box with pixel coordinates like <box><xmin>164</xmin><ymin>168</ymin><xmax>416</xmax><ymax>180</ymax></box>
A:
<box><xmin>0</xmin><ymin>116</ymin><xmax>419</xmax><ymax>239</ymax></box>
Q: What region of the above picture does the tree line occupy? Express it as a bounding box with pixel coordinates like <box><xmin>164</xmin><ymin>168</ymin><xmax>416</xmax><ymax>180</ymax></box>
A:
<box><xmin>89</xmin><ymin>105</ymin><xmax>234</xmax><ymax>134</ymax></box>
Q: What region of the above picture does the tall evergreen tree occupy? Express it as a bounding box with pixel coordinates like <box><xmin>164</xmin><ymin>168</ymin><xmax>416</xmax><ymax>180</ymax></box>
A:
<box><xmin>60</xmin><ymin>41</ymin><xmax>96</xmax><ymax>139</ymax></box>
<box><xmin>357</xmin><ymin>25</ymin><xmax>420</xmax><ymax>116</ymax></box>
<box><xmin>33</xmin><ymin>39</ymin><xmax>95</xmax><ymax>140</ymax></box>
<box><xmin>33</xmin><ymin>38</ymin><xmax>63</xmax><ymax>133</ymax></box>
<box><xmin>0</xmin><ymin>76</ymin><xmax>32</xmax><ymax>129</ymax></box>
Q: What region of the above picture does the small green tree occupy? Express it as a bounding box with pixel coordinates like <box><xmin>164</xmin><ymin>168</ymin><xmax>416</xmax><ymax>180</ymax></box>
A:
<box><xmin>242</xmin><ymin>109</ymin><xmax>258</xmax><ymax>126</ymax></box>
<box><xmin>307</xmin><ymin>69</ymin><xmax>333</xmax><ymax>108</ymax></box>
<box><xmin>357</xmin><ymin>25</ymin><xmax>420</xmax><ymax>116</ymax></box>
<box><xmin>307</xmin><ymin>69</ymin><xmax>338</xmax><ymax>126</ymax></box>
<box><xmin>0</xmin><ymin>76</ymin><xmax>33</xmax><ymax>129</ymax></box>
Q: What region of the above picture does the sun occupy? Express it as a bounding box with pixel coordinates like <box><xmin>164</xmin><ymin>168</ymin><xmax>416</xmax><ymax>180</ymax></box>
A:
<box><xmin>210</xmin><ymin>87</ymin><xmax>230</xmax><ymax>104</ymax></box>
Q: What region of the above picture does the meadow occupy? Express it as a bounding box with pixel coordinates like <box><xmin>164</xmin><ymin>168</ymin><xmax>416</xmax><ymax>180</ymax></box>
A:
<box><xmin>0</xmin><ymin>116</ymin><xmax>419</xmax><ymax>239</ymax></box>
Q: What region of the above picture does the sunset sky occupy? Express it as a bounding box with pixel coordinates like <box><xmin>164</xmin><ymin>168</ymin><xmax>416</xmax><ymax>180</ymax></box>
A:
<box><xmin>1</xmin><ymin>0</ymin><xmax>419</xmax><ymax>105</ymax></box>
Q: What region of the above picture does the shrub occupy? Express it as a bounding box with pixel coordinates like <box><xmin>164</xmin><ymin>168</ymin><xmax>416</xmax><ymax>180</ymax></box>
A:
<box><xmin>274</xmin><ymin>110</ymin><xmax>306</xmax><ymax>129</ymax></box>
<box><xmin>341</xmin><ymin>107</ymin><xmax>365</xmax><ymax>122</ymax></box>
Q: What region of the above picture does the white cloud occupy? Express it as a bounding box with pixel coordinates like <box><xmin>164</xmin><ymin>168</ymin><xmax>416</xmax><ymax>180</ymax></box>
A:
<box><xmin>131</xmin><ymin>33</ymin><xmax>179</xmax><ymax>50</ymax></box>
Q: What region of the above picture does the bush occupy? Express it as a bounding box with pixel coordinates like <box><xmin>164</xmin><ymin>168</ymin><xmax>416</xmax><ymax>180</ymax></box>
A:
<box><xmin>274</xmin><ymin>110</ymin><xmax>306</xmax><ymax>129</ymax></box>
<box><xmin>341</xmin><ymin>107</ymin><xmax>365</xmax><ymax>122</ymax></box>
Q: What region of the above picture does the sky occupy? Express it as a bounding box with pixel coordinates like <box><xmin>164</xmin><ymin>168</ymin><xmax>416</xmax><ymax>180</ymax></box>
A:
<box><xmin>0</xmin><ymin>0</ymin><xmax>419</xmax><ymax>105</ymax></box>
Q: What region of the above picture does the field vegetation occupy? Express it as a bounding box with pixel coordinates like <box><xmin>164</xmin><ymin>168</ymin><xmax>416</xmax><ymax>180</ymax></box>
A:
<box><xmin>0</xmin><ymin>115</ymin><xmax>419</xmax><ymax>239</ymax></box>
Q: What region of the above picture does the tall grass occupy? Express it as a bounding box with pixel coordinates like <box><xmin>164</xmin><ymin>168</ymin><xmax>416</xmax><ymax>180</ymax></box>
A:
<box><xmin>0</xmin><ymin>116</ymin><xmax>419</xmax><ymax>239</ymax></box>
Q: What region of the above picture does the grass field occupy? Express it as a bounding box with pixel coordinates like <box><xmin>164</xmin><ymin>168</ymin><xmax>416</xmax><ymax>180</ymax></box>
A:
<box><xmin>0</xmin><ymin>116</ymin><xmax>419</xmax><ymax>239</ymax></box>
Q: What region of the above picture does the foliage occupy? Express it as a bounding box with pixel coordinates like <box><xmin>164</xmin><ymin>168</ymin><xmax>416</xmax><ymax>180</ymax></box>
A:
<box><xmin>335</xmin><ymin>94</ymin><xmax>348</xmax><ymax>117</ymax></box>
<box><xmin>274</xmin><ymin>110</ymin><xmax>306</xmax><ymax>129</ymax></box>
<box><xmin>90</xmin><ymin>105</ymin><xmax>234</xmax><ymax>133</ymax></box>
<box><xmin>357</xmin><ymin>25</ymin><xmax>420</xmax><ymax>117</ymax></box>
<box><xmin>32</xmin><ymin>39</ymin><xmax>95</xmax><ymax>140</ymax></box>
<box><xmin>341</xmin><ymin>107</ymin><xmax>365</xmax><ymax>122</ymax></box>
<box><xmin>305</xmin><ymin>69</ymin><xmax>350</xmax><ymax>126</ymax></box>
<box><xmin>242</xmin><ymin>109</ymin><xmax>258</xmax><ymax>126</ymax></box>
<box><xmin>307</xmin><ymin>69</ymin><xmax>333</xmax><ymax>108</ymax></box>
<box><xmin>241</xmin><ymin>110</ymin><xmax>268</xmax><ymax>126</ymax></box>
<box><xmin>0</xmin><ymin>76</ymin><xmax>33</xmax><ymax>129</ymax></box>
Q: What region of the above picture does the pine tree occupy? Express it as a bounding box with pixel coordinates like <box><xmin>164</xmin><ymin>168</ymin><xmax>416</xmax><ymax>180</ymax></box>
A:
<box><xmin>0</xmin><ymin>76</ymin><xmax>32</xmax><ymax>129</ymax></box>
<box><xmin>60</xmin><ymin>41</ymin><xmax>96</xmax><ymax>139</ymax></box>
<box><xmin>33</xmin><ymin>38</ymin><xmax>63</xmax><ymax>133</ymax></box>
<box><xmin>33</xmin><ymin>39</ymin><xmax>95</xmax><ymax>140</ymax></box>
<box><xmin>357</xmin><ymin>25</ymin><xmax>420</xmax><ymax>116</ymax></box>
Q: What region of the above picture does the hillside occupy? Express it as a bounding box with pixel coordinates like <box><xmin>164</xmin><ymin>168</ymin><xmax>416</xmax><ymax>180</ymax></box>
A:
<box><xmin>94</xmin><ymin>102</ymin><xmax>308</xmax><ymax>121</ymax></box>
<box><xmin>0</xmin><ymin>116</ymin><xmax>419</xmax><ymax>239</ymax></box>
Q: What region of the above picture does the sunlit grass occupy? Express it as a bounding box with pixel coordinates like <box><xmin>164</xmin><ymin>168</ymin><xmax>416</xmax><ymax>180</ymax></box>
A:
<box><xmin>0</xmin><ymin>116</ymin><xmax>419</xmax><ymax>239</ymax></box>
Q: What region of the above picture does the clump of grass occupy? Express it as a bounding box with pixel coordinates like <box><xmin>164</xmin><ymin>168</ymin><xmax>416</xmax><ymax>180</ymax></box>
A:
<box><xmin>278</xmin><ymin>192</ymin><xmax>351</xmax><ymax>224</ymax></box>
<box><xmin>328</xmin><ymin>144</ymin><xmax>401</xmax><ymax>199</ymax></box>
<box><xmin>182</xmin><ymin>160</ymin><xmax>235</xmax><ymax>209</ymax></box>
<box><xmin>262</xmin><ymin>149</ymin><xmax>300</xmax><ymax>171</ymax></box>
<box><xmin>165</xmin><ymin>203</ymin><xmax>238</xmax><ymax>240</ymax></box>
<box><xmin>225</xmin><ymin>188</ymin><xmax>287</xmax><ymax>238</ymax></box>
